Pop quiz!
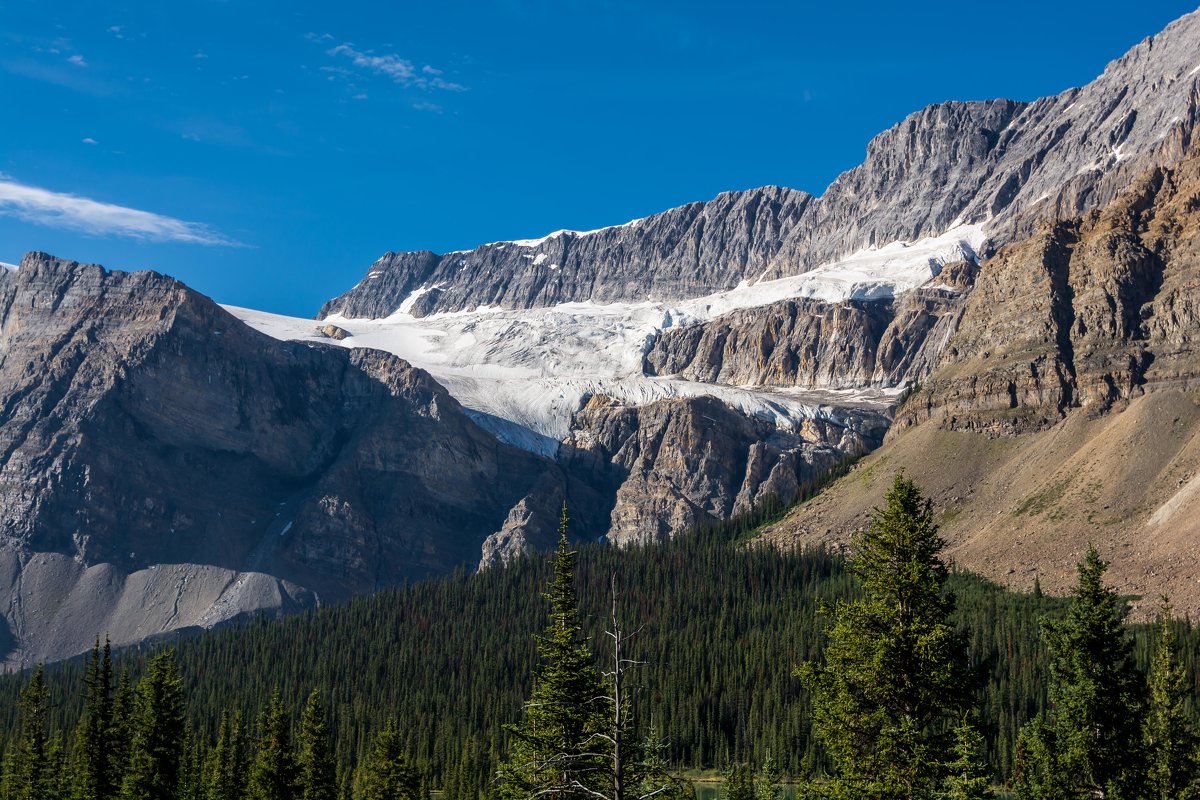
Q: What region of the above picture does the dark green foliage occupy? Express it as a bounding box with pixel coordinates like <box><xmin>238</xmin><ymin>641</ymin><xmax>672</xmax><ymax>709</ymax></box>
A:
<box><xmin>1014</xmin><ymin>547</ymin><xmax>1145</xmax><ymax>799</ymax></box>
<box><xmin>1</xmin><ymin>505</ymin><xmax>1199</xmax><ymax>793</ymax></box>
<box><xmin>799</xmin><ymin>473</ymin><xmax>975</xmax><ymax>798</ymax></box>
<box><xmin>17</xmin><ymin>664</ymin><xmax>51</xmax><ymax>800</ymax></box>
<box><xmin>74</xmin><ymin>637</ymin><xmax>115</xmax><ymax>800</ymax></box>
<box><xmin>1144</xmin><ymin>599</ymin><xmax>1199</xmax><ymax>800</ymax></box>
<box><xmin>298</xmin><ymin>690</ymin><xmax>337</xmax><ymax>800</ymax></box>
<box><xmin>362</xmin><ymin>722</ymin><xmax>420</xmax><ymax>800</ymax></box>
<box><xmin>497</xmin><ymin>510</ymin><xmax>612</xmax><ymax>800</ymax></box>
<box><xmin>247</xmin><ymin>691</ymin><xmax>299</xmax><ymax>800</ymax></box>
<box><xmin>121</xmin><ymin>651</ymin><xmax>186</xmax><ymax>800</ymax></box>
<box><xmin>206</xmin><ymin>711</ymin><xmax>247</xmax><ymax>800</ymax></box>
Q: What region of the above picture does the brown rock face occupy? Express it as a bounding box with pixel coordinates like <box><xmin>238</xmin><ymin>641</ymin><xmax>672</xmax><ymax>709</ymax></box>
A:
<box><xmin>762</xmin><ymin>149</ymin><xmax>1200</xmax><ymax>616</ymax></box>
<box><xmin>0</xmin><ymin>254</ymin><xmax>568</xmax><ymax>664</ymax></box>
<box><xmin>896</xmin><ymin>152</ymin><xmax>1200</xmax><ymax>436</ymax></box>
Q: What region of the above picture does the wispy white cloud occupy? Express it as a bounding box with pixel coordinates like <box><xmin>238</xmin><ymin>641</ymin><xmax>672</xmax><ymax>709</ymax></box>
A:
<box><xmin>324</xmin><ymin>42</ymin><xmax>465</xmax><ymax>91</ymax></box>
<box><xmin>0</xmin><ymin>177</ymin><xmax>242</xmax><ymax>246</ymax></box>
<box><xmin>67</xmin><ymin>54</ymin><xmax>87</xmax><ymax>67</ymax></box>
<box><xmin>81</xmin><ymin>137</ymin><xmax>98</xmax><ymax>145</ymax></box>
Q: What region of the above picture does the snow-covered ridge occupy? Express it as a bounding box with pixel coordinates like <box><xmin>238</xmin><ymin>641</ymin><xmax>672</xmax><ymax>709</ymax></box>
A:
<box><xmin>485</xmin><ymin>216</ymin><xmax>645</xmax><ymax>249</ymax></box>
<box><xmin>229</xmin><ymin>226</ymin><xmax>975</xmax><ymax>455</ymax></box>
<box><xmin>0</xmin><ymin>262</ymin><xmax>17</xmax><ymax>274</ymax></box>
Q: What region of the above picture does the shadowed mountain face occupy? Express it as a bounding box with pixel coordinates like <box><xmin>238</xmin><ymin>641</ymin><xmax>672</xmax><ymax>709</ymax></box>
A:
<box><xmin>321</xmin><ymin>10</ymin><xmax>1200</xmax><ymax>321</ymax></box>
<box><xmin>0</xmin><ymin>253</ymin><xmax>579</xmax><ymax>665</ymax></box>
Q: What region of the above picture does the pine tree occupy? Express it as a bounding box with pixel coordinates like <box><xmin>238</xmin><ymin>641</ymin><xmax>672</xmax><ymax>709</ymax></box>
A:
<box><xmin>17</xmin><ymin>664</ymin><xmax>51</xmax><ymax>800</ymax></box>
<box><xmin>120</xmin><ymin>650</ymin><xmax>187</xmax><ymax>800</ymax></box>
<box><xmin>297</xmin><ymin>690</ymin><xmax>336</xmax><ymax>800</ymax></box>
<box><xmin>362</xmin><ymin>721</ymin><xmax>420</xmax><ymax>800</ymax></box>
<box><xmin>247</xmin><ymin>691</ymin><xmax>299</xmax><ymax>800</ymax></box>
<box><xmin>497</xmin><ymin>507</ymin><xmax>611</xmax><ymax>800</ymax></box>
<box><xmin>75</xmin><ymin>636</ymin><xmax>115</xmax><ymax>800</ymax></box>
<box><xmin>1144</xmin><ymin>598</ymin><xmax>1199</xmax><ymax>800</ymax></box>
<box><xmin>1014</xmin><ymin>547</ymin><xmax>1145</xmax><ymax>799</ymax></box>
<box><xmin>798</xmin><ymin>473</ymin><xmax>974</xmax><ymax>799</ymax></box>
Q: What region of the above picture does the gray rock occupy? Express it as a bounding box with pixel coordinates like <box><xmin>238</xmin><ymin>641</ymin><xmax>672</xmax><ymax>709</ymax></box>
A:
<box><xmin>0</xmin><ymin>253</ymin><xmax>573</xmax><ymax>664</ymax></box>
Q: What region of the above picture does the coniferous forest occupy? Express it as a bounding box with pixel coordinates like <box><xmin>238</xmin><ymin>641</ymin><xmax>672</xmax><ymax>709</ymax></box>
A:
<box><xmin>0</xmin><ymin>480</ymin><xmax>1197</xmax><ymax>798</ymax></box>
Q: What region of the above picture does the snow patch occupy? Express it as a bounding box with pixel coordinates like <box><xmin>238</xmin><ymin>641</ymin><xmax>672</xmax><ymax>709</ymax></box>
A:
<box><xmin>0</xmin><ymin>262</ymin><xmax>17</xmax><ymax>274</ymax></box>
<box><xmin>398</xmin><ymin>283</ymin><xmax>441</xmax><ymax>314</ymax></box>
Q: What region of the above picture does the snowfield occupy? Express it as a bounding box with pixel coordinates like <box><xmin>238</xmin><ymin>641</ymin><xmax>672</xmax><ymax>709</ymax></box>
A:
<box><xmin>228</xmin><ymin>225</ymin><xmax>980</xmax><ymax>455</ymax></box>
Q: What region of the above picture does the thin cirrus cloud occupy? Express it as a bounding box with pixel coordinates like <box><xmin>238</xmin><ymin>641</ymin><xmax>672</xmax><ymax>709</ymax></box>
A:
<box><xmin>0</xmin><ymin>176</ymin><xmax>242</xmax><ymax>246</ymax></box>
<box><xmin>322</xmin><ymin>40</ymin><xmax>465</xmax><ymax>91</ymax></box>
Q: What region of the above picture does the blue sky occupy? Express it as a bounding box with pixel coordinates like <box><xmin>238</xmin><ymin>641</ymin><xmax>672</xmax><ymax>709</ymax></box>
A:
<box><xmin>1</xmin><ymin>1</ymin><xmax>1196</xmax><ymax>316</ymax></box>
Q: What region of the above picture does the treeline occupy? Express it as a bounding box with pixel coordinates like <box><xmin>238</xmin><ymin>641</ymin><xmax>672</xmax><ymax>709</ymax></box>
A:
<box><xmin>0</xmin><ymin>503</ymin><xmax>1195</xmax><ymax>793</ymax></box>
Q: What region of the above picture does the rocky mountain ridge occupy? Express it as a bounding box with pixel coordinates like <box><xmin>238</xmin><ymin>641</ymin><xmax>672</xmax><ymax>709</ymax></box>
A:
<box><xmin>322</xmin><ymin>9</ymin><xmax>1200</xmax><ymax>320</ymax></box>
<box><xmin>762</xmin><ymin>143</ymin><xmax>1200</xmax><ymax>615</ymax></box>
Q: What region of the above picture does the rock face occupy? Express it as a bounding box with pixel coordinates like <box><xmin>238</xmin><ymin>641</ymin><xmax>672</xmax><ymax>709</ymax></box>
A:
<box><xmin>0</xmin><ymin>253</ymin><xmax>569</xmax><ymax>665</ymax></box>
<box><xmin>895</xmin><ymin>148</ymin><xmax>1200</xmax><ymax>436</ymax></box>
<box><xmin>644</xmin><ymin>262</ymin><xmax>979</xmax><ymax>390</ymax></box>
<box><xmin>761</xmin><ymin>146</ymin><xmax>1200</xmax><ymax>615</ymax></box>
<box><xmin>321</xmin><ymin>10</ymin><xmax>1200</xmax><ymax>319</ymax></box>
<box><xmin>561</xmin><ymin>394</ymin><xmax>889</xmax><ymax>546</ymax></box>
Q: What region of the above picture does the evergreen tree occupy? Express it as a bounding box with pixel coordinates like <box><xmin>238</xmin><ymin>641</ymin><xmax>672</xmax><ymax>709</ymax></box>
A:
<box><xmin>798</xmin><ymin>473</ymin><xmax>974</xmax><ymax>799</ymax></box>
<box><xmin>722</xmin><ymin>764</ymin><xmax>753</xmax><ymax>800</ymax></box>
<box><xmin>754</xmin><ymin>753</ymin><xmax>780</xmax><ymax>800</ymax></box>
<box><xmin>206</xmin><ymin>711</ymin><xmax>248</xmax><ymax>800</ymax></box>
<box><xmin>1014</xmin><ymin>547</ymin><xmax>1145</xmax><ymax>799</ymax></box>
<box><xmin>497</xmin><ymin>507</ymin><xmax>611</xmax><ymax>800</ymax></box>
<box><xmin>120</xmin><ymin>650</ymin><xmax>187</xmax><ymax>800</ymax></box>
<box><xmin>17</xmin><ymin>664</ymin><xmax>51</xmax><ymax>800</ymax></box>
<box><xmin>247</xmin><ymin>691</ymin><xmax>298</xmax><ymax>800</ymax></box>
<box><xmin>940</xmin><ymin>722</ymin><xmax>992</xmax><ymax>800</ymax></box>
<box><xmin>109</xmin><ymin>670</ymin><xmax>136</xmax><ymax>791</ymax></box>
<box><xmin>1144</xmin><ymin>598</ymin><xmax>1199</xmax><ymax>800</ymax></box>
<box><xmin>297</xmin><ymin>690</ymin><xmax>336</xmax><ymax>800</ymax></box>
<box><xmin>75</xmin><ymin>636</ymin><xmax>115</xmax><ymax>800</ymax></box>
<box><xmin>362</xmin><ymin>721</ymin><xmax>420</xmax><ymax>800</ymax></box>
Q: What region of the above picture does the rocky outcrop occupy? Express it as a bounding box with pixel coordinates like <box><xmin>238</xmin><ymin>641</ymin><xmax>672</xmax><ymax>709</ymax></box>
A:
<box><xmin>894</xmin><ymin>148</ymin><xmax>1200</xmax><ymax>436</ymax></box>
<box><xmin>561</xmin><ymin>394</ymin><xmax>889</xmax><ymax>546</ymax></box>
<box><xmin>321</xmin><ymin>10</ymin><xmax>1200</xmax><ymax>319</ymax></box>
<box><xmin>644</xmin><ymin>261</ymin><xmax>978</xmax><ymax>390</ymax></box>
<box><xmin>0</xmin><ymin>253</ymin><xmax>571</xmax><ymax>665</ymax></box>
<box><xmin>761</xmin><ymin>147</ymin><xmax>1200</xmax><ymax>615</ymax></box>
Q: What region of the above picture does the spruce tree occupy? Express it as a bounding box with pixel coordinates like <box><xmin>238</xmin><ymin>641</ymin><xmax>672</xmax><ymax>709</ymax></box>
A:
<box><xmin>246</xmin><ymin>691</ymin><xmax>299</xmax><ymax>800</ymax></box>
<box><xmin>109</xmin><ymin>669</ymin><xmax>136</xmax><ymax>790</ymax></box>
<box><xmin>17</xmin><ymin>664</ymin><xmax>51</xmax><ymax>800</ymax></box>
<box><xmin>75</xmin><ymin>636</ymin><xmax>115</xmax><ymax>800</ymax></box>
<box><xmin>1144</xmin><ymin>598</ymin><xmax>1199</xmax><ymax>800</ymax></box>
<box><xmin>120</xmin><ymin>651</ymin><xmax>187</xmax><ymax>800</ymax></box>
<box><xmin>497</xmin><ymin>507</ymin><xmax>611</xmax><ymax>800</ymax></box>
<box><xmin>297</xmin><ymin>690</ymin><xmax>336</xmax><ymax>800</ymax></box>
<box><xmin>362</xmin><ymin>721</ymin><xmax>420</xmax><ymax>800</ymax></box>
<box><xmin>798</xmin><ymin>473</ymin><xmax>974</xmax><ymax>799</ymax></box>
<box><xmin>940</xmin><ymin>722</ymin><xmax>992</xmax><ymax>800</ymax></box>
<box><xmin>206</xmin><ymin>711</ymin><xmax>248</xmax><ymax>800</ymax></box>
<box><xmin>1014</xmin><ymin>547</ymin><xmax>1145</xmax><ymax>799</ymax></box>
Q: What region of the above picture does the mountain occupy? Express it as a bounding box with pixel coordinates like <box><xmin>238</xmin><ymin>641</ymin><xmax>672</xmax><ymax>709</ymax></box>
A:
<box><xmin>0</xmin><ymin>253</ymin><xmax>585</xmax><ymax>665</ymax></box>
<box><xmin>761</xmin><ymin>144</ymin><xmax>1200</xmax><ymax>617</ymax></box>
<box><xmin>3</xmin><ymin>8</ymin><xmax>1200</xmax><ymax>663</ymax></box>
